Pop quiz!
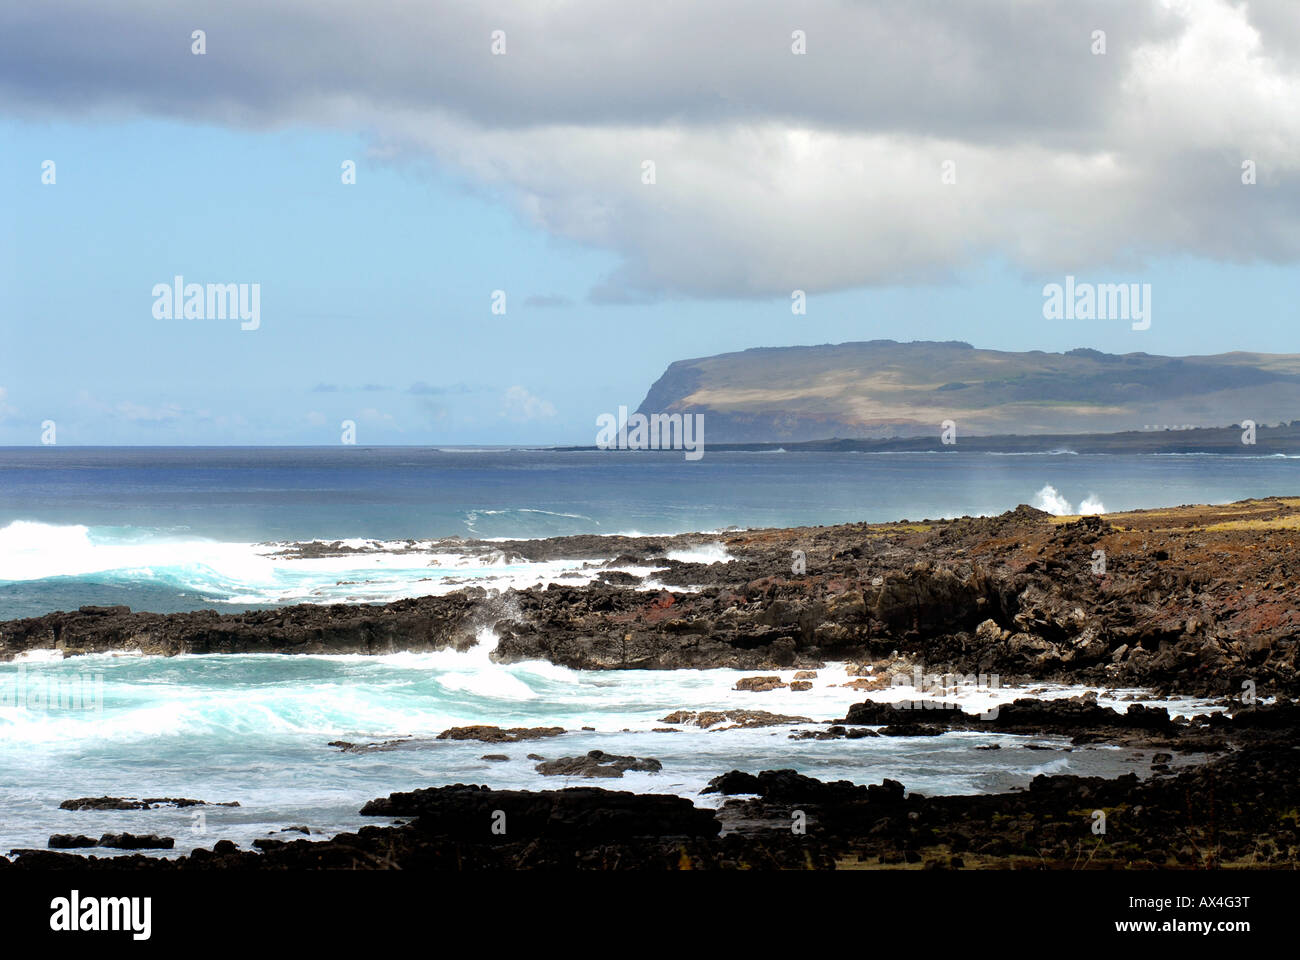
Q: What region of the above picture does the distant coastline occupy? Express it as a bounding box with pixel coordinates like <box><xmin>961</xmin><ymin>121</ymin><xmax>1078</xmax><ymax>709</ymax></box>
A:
<box><xmin>557</xmin><ymin>421</ymin><xmax>1300</xmax><ymax>455</ymax></box>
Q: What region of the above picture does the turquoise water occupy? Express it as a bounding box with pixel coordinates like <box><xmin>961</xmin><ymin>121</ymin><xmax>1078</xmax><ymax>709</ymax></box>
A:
<box><xmin>0</xmin><ymin>648</ymin><xmax>1224</xmax><ymax>856</ymax></box>
<box><xmin>1</xmin><ymin>447</ymin><xmax>1296</xmax><ymax>618</ymax></box>
<box><xmin>0</xmin><ymin>446</ymin><xmax>1279</xmax><ymax>857</ymax></box>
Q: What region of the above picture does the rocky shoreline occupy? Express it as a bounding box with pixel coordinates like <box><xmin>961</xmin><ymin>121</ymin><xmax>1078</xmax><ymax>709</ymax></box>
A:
<box><xmin>3</xmin><ymin>497</ymin><xmax>1298</xmax><ymax>699</ymax></box>
<box><xmin>3</xmin><ymin>496</ymin><xmax>1297</xmax><ymax>870</ymax></box>
<box><xmin>5</xmin><ymin>699</ymin><xmax>1296</xmax><ymax>870</ymax></box>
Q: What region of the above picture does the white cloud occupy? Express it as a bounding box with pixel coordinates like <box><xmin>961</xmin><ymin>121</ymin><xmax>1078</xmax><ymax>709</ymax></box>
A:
<box><xmin>1</xmin><ymin>0</ymin><xmax>1297</xmax><ymax>298</ymax></box>
<box><xmin>114</xmin><ymin>400</ymin><xmax>184</xmax><ymax>423</ymax></box>
<box><xmin>500</xmin><ymin>385</ymin><xmax>556</xmax><ymax>422</ymax></box>
<box><xmin>74</xmin><ymin>391</ymin><xmax>188</xmax><ymax>424</ymax></box>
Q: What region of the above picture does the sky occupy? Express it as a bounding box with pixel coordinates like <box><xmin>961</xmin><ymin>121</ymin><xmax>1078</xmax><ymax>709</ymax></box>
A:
<box><xmin>1</xmin><ymin>0</ymin><xmax>1298</xmax><ymax>445</ymax></box>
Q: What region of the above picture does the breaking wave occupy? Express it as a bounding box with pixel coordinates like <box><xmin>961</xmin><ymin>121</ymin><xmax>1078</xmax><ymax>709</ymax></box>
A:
<box><xmin>0</xmin><ymin>520</ymin><xmax>717</xmax><ymax>606</ymax></box>
<box><xmin>1033</xmin><ymin>486</ymin><xmax>1107</xmax><ymax>516</ymax></box>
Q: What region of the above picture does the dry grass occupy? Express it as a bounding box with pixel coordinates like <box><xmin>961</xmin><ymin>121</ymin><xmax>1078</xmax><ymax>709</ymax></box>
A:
<box><xmin>1046</xmin><ymin>497</ymin><xmax>1300</xmax><ymax>533</ymax></box>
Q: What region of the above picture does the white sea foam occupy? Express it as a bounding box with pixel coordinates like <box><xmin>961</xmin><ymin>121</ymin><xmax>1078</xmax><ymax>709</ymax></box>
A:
<box><xmin>10</xmin><ymin>649</ymin><xmax>66</xmax><ymax>664</ymax></box>
<box><xmin>0</xmin><ymin>520</ymin><xmax>723</xmax><ymax>606</ymax></box>
<box><xmin>664</xmin><ymin>542</ymin><xmax>731</xmax><ymax>564</ymax></box>
<box><xmin>464</xmin><ymin>507</ymin><xmax>598</xmax><ymax>535</ymax></box>
<box><xmin>0</xmin><ymin>644</ymin><xmax>1230</xmax><ymax>855</ymax></box>
<box><xmin>1078</xmin><ymin>494</ymin><xmax>1107</xmax><ymax>515</ymax></box>
<box><xmin>1033</xmin><ymin>485</ymin><xmax>1074</xmax><ymax>515</ymax></box>
<box><xmin>1032</xmin><ymin>485</ymin><xmax>1107</xmax><ymax>516</ymax></box>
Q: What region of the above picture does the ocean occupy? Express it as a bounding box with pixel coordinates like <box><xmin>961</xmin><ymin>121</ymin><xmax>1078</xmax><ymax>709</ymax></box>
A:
<box><xmin>0</xmin><ymin>647</ymin><xmax>1224</xmax><ymax>855</ymax></box>
<box><xmin>0</xmin><ymin>446</ymin><xmax>1290</xmax><ymax>856</ymax></box>
<box><xmin>1</xmin><ymin>446</ymin><xmax>1296</xmax><ymax>619</ymax></box>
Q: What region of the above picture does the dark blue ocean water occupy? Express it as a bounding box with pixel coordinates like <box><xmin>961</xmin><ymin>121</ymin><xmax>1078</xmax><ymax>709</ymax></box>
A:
<box><xmin>0</xmin><ymin>446</ymin><xmax>1295</xmax><ymax>618</ymax></box>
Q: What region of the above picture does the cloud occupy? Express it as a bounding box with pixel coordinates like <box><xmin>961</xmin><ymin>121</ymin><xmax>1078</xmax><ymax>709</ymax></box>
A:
<box><xmin>114</xmin><ymin>400</ymin><xmax>184</xmax><ymax>423</ymax></box>
<box><xmin>415</xmin><ymin>398</ymin><xmax>449</xmax><ymax>423</ymax></box>
<box><xmin>500</xmin><ymin>385</ymin><xmax>556</xmax><ymax>422</ymax></box>
<box><xmin>2</xmin><ymin>1</ymin><xmax>1298</xmax><ymax>298</ymax></box>
<box><xmin>74</xmin><ymin>390</ymin><xmax>191</xmax><ymax>425</ymax></box>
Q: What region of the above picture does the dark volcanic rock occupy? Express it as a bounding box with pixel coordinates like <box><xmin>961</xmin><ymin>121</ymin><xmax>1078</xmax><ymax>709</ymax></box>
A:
<box><xmin>702</xmin><ymin>769</ymin><xmax>903</xmax><ymax>805</ymax></box>
<box><xmin>879</xmin><ymin>724</ymin><xmax>945</xmax><ymax>736</ymax></box>
<box><xmin>0</xmin><ymin>592</ymin><xmax>487</xmax><ymax>660</ymax></box>
<box><xmin>659</xmin><ymin>709</ymin><xmax>811</xmax><ymax>729</ymax></box>
<box><xmin>534</xmin><ymin>750</ymin><xmax>663</xmax><ymax>778</ymax></box>
<box><xmin>59</xmin><ymin>796</ymin><xmax>238</xmax><ymax>810</ymax></box>
<box><xmin>363</xmin><ymin>784</ymin><xmax>711</xmax><ymax>835</ymax></box>
<box><xmin>597</xmin><ymin>571</ymin><xmax>643</xmax><ymax>586</ymax></box>
<box><xmin>838</xmin><ymin>695</ymin><xmax>1180</xmax><ymax>741</ymax></box>
<box><xmin>7</xmin><ymin>498</ymin><xmax>1300</xmax><ymax>696</ymax></box>
<box><xmin>59</xmin><ymin>797</ymin><xmax>145</xmax><ymax>811</ymax></box>
<box><xmin>48</xmin><ymin>835</ymin><xmax>98</xmax><ymax>849</ymax></box>
<box><xmin>6</xmin><ymin>702</ymin><xmax>1300</xmax><ymax>870</ymax></box>
<box><xmin>97</xmin><ymin>833</ymin><xmax>175</xmax><ymax>850</ymax></box>
<box><xmin>436</xmin><ymin>726</ymin><xmax>566</xmax><ymax>743</ymax></box>
<box><xmin>788</xmin><ymin>724</ymin><xmax>879</xmax><ymax>741</ymax></box>
<box><xmin>735</xmin><ymin>676</ymin><xmax>787</xmax><ymax>692</ymax></box>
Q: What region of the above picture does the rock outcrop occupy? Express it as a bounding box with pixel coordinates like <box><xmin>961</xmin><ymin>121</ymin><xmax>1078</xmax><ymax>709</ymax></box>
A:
<box><xmin>5</xmin><ymin>498</ymin><xmax>1300</xmax><ymax>698</ymax></box>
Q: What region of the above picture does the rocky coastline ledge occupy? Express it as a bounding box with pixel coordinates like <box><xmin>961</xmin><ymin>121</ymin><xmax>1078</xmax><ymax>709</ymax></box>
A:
<box><xmin>6</xmin><ymin>701</ymin><xmax>1297</xmax><ymax>870</ymax></box>
<box><xmin>3</xmin><ymin>496</ymin><xmax>1298</xmax><ymax>869</ymax></box>
<box><xmin>3</xmin><ymin>497</ymin><xmax>1298</xmax><ymax>699</ymax></box>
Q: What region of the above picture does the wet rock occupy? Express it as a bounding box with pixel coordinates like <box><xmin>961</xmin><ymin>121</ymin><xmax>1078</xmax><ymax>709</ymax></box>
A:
<box><xmin>534</xmin><ymin>750</ymin><xmax>663</xmax><ymax>779</ymax></box>
<box><xmin>59</xmin><ymin>797</ymin><xmax>238</xmax><ymax>810</ymax></box>
<box><xmin>58</xmin><ymin>797</ymin><xmax>146</xmax><ymax>811</ymax></box>
<box><xmin>879</xmin><ymin>724</ymin><xmax>945</xmax><ymax>736</ymax></box>
<box><xmin>660</xmin><ymin>709</ymin><xmax>811</xmax><ymax>729</ymax></box>
<box><xmin>360</xmin><ymin>783</ymin><xmax>717</xmax><ymax>843</ymax></box>
<box><xmin>735</xmin><ymin>676</ymin><xmax>786</xmax><ymax>692</ymax></box>
<box><xmin>436</xmin><ymin>726</ymin><xmax>566</xmax><ymax>743</ymax></box>
<box><xmin>97</xmin><ymin>833</ymin><xmax>174</xmax><ymax>850</ymax></box>
<box><xmin>838</xmin><ymin>676</ymin><xmax>890</xmax><ymax>691</ymax></box>
<box><xmin>328</xmin><ymin>737</ymin><xmax>415</xmax><ymax>753</ymax></box>
<box><xmin>7</xmin><ymin>702</ymin><xmax>1300</xmax><ymax>871</ymax></box>
<box><xmin>7</xmin><ymin>497</ymin><xmax>1300</xmax><ymax>697</ymax></box>
<box><xmin>788</xmin><ymin>725</ymin><xmax>878</xmax><ymax>740</ymax></box>
<box><xmin>597</xmin><ymin>571</ymin><xmax>643</xmax><ymax>586</ymax></box>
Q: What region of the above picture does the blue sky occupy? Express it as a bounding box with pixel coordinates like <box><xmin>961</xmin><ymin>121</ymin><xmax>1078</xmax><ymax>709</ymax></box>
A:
<box><xmin>2</xmin><ymin>117</ymin><xmax>1293</xmax><ymax>445</ymax></box>
<box><xmin>1</xmin><ymin>1</ymin><xmax>1298</xmax><ymax>444</ymax></box>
